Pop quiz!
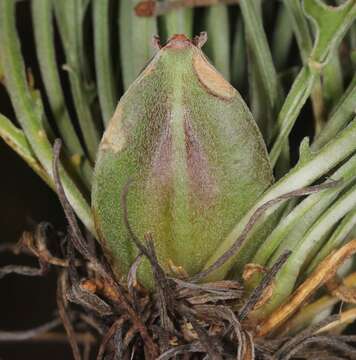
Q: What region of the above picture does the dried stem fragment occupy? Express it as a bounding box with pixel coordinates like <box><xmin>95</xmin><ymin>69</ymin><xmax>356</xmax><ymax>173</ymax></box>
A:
<box><xmin>316</xmin><ymin>308</ymin><xmax>356</xmax><ymax>334</ymax></box>
<box><xmin>57</xmin><ymin>271</ymin><xmax>82</xmax><ymax>360</ymax></box>
<box><xmin>135</xmin><ymin>0</ymin><xmax>239</xmax><ymax>17</ymax></box>
<box><xmin>258</xmin><ymin>239</ymin><xmax>356</xmax><ymax>336</ymax></box>
<box><xmin>0</xmin><ymin>319</ymin><xmax>61</xmax><ymax>342</ymax></box>
<box><xmin>96</xmin><ymin>315</ymin><xmax>130</xmax><ymax>360</ymax></box>
<box><xmin>326</xmin><ymin>274</ymin><xmax>356</xmax><ymax>303</ymax></box>
<box><xmin>239</xmin><ymin>250</ymin><xmax>291</xmax><ymax>321</ymax></box>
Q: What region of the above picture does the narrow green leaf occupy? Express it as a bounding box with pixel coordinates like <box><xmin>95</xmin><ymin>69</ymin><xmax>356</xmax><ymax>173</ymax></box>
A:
<box><xmin>322</xmin><ymin>48</ymin><xmax>344</xmax><ymax>113</ymax></box>
<box><xmin>248</xmin><ymin>52</ymin><xmax>275</xmax><ymax>143</ymax></box>
<box><xmin>53</xmin><ymin>0</ymin><xmax>101</xmax><ymax>163</ymax></box>
<box><xmin>264</xmin><ymin>183</ymin><xmax>356</xmax><ymax>314</ymax></box>
<box><xmin>119</xmin><ymin>0</ymin><xmax>158</xmax><ymax>90</ymax></box>
<box><xmin>240</xmin><ymin>0</ymin><xmax>282</xmax><ymax>115</ymax></box>
<box><xmin>0</xmin><ymin>0</ymin><xmax>95</xmax><ymax>235</ymax></box>
<box><xmin>270</xmin><ymin>0</ymin><xmax>355</xmax><ymax>166</ymax></box>
<box><xmin>231</xmin><ymin>15</ymin><xmax>246</xmax><ymax>89</ymax></box>
<box><xmin>0</xmin><ymin>55</ymin><xmax>3</xmax><ymax>81</ymax></box>
<box><xmin>350</xmin><ymin>23</ymin><xmax>356</xmax><ymax>67</ymax></box>
<box><xmin>31</xmin><ymin>0</ymin><xmax>93</xmax><ymax>188</ymax></box>
<box><xmin>272</xmin><ymin>4</ymin><xmax>294</xmax><ymax>70</ymax></box>
<box><xmin>283</xmin><ymin>0</ymin><xmax>313</xmax><ymax>63</ymax></box>
<box><xmin>205</xmin><ymin>4</ymin><xmax>231</xmax><ymax>81</ymax></box>
<box><xmin>240</xmin><ymin>0</ymin><xmax>283</xmax><ymax>147</ymax></box>
<box><xmin>93</xmin><ymin>0</ymin><xmax>117</xmax><ymax>125</ymax></box>
<box><xmin>306</xmin><ymin>209</ymin><xmax>356</xmax><ymax>275</ymax></box>
<box><xmin>312</xmin><ymin>74</ymin><xmax>356</xmax><ymax>151</ymax></box>
<box><xmin>76</xmin><ymin>0</ymin><xmax>92</xmax><ymax>85</ymax></box>
<box><xmin>270</xmin><ymin>67</ymin><xmax>316</xmax><ymax>167</ymax></box>
<box><xmin>252</xmin><ymin>153</ymin><xmax>356</xmax><ymax>267</ymax></box>
<box><xmin>283</xmin><ymin>0</ymin><xmax>325</xmax><ymax>135</ymax></box>
<box><xmin>0</xmin><ymin>113</ymin><xmax>54</xmax><ymax>190</ymax></box>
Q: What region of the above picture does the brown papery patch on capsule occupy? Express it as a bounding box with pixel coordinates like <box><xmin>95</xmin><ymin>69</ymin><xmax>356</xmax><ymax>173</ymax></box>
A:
<box><xmin>193</xmin><ymin>52</ymin><xmax>235</xmax><ymax>100</ymax></box>
<box><xmin>100</xmin><ymin>105</ymin><xmax>127</xmax><ymax>153</ymax></box>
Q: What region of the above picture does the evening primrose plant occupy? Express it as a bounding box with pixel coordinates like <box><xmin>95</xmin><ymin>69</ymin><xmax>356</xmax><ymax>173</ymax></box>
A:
<box><xmin>0</xmin><ymin>0</ymin><xmax>355</xmax><ymax>358</ymax></box>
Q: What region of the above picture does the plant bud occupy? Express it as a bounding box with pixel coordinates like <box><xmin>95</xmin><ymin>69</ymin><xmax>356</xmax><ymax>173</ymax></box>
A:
<box><xmin>92</xmin><ymin>34</ymin><xmax>273</xmax><ymax>287</ymax></box>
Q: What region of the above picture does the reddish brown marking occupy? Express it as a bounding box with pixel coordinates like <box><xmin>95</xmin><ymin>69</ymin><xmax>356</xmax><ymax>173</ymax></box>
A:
<box><xmin>134</xmin><ymin>0</ymin><xmax>156</xmax><ymax>17</ymax></box>
<box><xmin>184</xmin><ymin>118</ymin><xmax>218</xmax><ymax>207</ymax></box>
<box><xmin>150</xmin><ymin>123</ymin><xmax>173</xmax><ymax>188</ymax></box>
<box><xmin>164</xmin><ymin>34</ymin><xmax>193</xmax><ymax>49</ymax></box>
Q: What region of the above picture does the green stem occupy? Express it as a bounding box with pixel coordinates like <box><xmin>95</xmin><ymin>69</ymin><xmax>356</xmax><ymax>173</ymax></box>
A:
<box><xmin>93</xmin><ymin>0</ymin><xmax>117</xmax><ymax>126</ymax></box>
<box><xmin>0</xmin><ymin>0</ymin><xmax>95</xmax><ymax>235</ymax></box>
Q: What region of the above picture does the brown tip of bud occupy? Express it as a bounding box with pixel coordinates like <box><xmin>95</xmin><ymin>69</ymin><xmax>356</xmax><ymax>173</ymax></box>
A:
<box><xmin>170</xmin><ymin>34</ymin><xmax>190</xmax><ymax>42</ymax></box>
<box><xmin>134</xmin><ymin>0</ymin><xmax>156</xmax><ymax>17</ymax></box>
<box><xmin>165</xmin><ymin>34</ymin><xmax>192</xmax><ymax>49</ymax></box>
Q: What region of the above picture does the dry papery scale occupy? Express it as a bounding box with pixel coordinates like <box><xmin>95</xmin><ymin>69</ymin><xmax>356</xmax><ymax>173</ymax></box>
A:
<box><xmin>0</xmin><ymin>0</ymin><xmax>356</xmax><ymax>359</ymax></box>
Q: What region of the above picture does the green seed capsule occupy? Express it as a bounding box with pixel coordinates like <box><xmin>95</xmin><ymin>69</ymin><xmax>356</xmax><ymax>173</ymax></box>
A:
<box><xmin>92</xmin><ymin>34</ymin><xmax>273</xmax><ymax>287</ymax></box>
